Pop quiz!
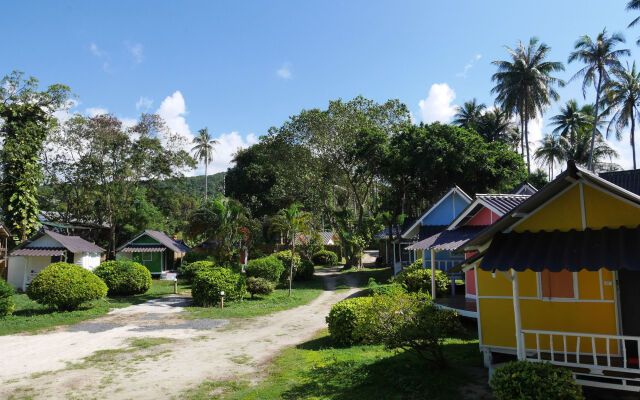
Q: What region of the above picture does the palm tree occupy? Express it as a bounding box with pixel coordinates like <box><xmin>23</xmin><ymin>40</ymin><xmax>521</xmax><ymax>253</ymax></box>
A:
<box><xmin>191</xmin><ymin>128</ymin><xmax>219</xmax><ymax>201</ymax></box>
<box><xmin>549</xmin><ymin>100</ymin><xmax>593</xmax><ymax>145</ymax></box>
<box><xmin>627</xmin><ymin>0</ymin><xmax>640</xmax><ymax>45</ymax></box>
<box><xmin>568</xmin><ymin>29</ymin><xmax>630</xmax><ymax>171</ymax></box>
<box><xmin>558</xmin><ymin>129</ymin><xmax>619</xmax><ymax>172</ymax></box>
<box><xmin>492</xmin><ymin>37</ymin><xmax>565</xmax><ymax>173</ymax></box>
<box><xmin>453</xmin><ymin>99</ymin><xmax>486</xmax><ymax>130</ymax></box>
<box><xmin>270</xmin><ymin>204</ymin><xmax>312</xmax><ymax>296</ymax></box>
<box><xmin>534</xmin><ymin>134</ymin><xmax>563</xmax><ymax>179</ymax></box>
<box><xmin>476</xmin><ymin>107</ymin><xmax>519</xmax><ymax>148</ymax></box>
<box><xmin>601</xmin><ymin>62</ymin><xmax>640</xmax><ymax>169</ymax></box>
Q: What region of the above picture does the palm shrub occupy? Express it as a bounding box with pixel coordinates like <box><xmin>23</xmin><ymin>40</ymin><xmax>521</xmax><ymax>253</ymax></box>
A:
<box><xmin>179</xmin><ymin>260</ymin><xmax>216</xmax><ymax>283</ymax></box>
<box><xmin>395</xmin><ymin>259</ymin><xmax>449</xmax><ymax>297</ymax></box>
<box><xmin>26</xmin><ymin>262</ymin><xmax>107</xmax><ymax>311</ymax></box>
<box><xmin>246</xmin><ymin>277</ymin><xmax>276</xmax><ymax>298</ymax></box>
<box><xmin>274</xmin><ymin>250</ymin><xmax>301</xmax><ymax>283</ymax></box>
<box><xmin>490</xmin><ymin>361</ymin><xmax>584</xmax><ymax>400</ymax></box>
<box><xmin>312</xmin><ymin>250</ymin><xmax>338</xmax><ymax>266</ymax></box>
<box><xmin>245</xmin><ymin>255</ymin><xmax>284</xmax><ymax>282</ymax></box>
<box><xmin>192</xmin><ymin>267</ymin><xmax>246</xmax><ymax>307</ymax></box>
<box><xmin>0</xmin><ymin>279</ymin><xmax>15</xmax><ymax>317</ymax></box>
<box><xmin>94</xmin><ymin>261</ymin><xmax>151</xmax><ymax>296</ymax></box>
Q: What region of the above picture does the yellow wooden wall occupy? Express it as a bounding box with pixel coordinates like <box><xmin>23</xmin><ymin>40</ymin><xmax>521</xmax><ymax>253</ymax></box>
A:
<box><xmin>478</xmin><ymin>182</ymin><xmax>640</xmax><ymax>352</ymax></box>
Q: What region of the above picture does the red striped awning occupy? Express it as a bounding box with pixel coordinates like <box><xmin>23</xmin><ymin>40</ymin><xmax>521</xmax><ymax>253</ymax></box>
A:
<box><xmin>11</xmin><ymin>248</ymin><xmax>66</xmax><ymax>256</ymax></box>
<box><xmin>120</xmin><ymin>246</ymin><xmax>166</xmax><ymax>253</ymax></box>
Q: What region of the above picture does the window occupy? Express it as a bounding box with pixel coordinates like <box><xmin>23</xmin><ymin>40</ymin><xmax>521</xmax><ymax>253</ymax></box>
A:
<box><xmin>142</xmin><ymin>252</ymin><xmax>153</xmax><ymax>262</ymax></box>
<box><xmin>540</xmin><ymin>270</ymin><xmax>575</xmax><ymax>299</ymax></box>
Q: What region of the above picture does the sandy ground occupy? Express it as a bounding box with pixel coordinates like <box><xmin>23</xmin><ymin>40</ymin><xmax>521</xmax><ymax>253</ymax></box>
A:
<box><xmin>0</xmin><ymin>259</ymin><xmax>373</xmax><ymax>400</ymax></box>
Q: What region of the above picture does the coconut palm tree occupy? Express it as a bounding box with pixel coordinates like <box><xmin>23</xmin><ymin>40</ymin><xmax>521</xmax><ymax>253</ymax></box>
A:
<box><xmin>558</xmin><ymin>129</ymin><xmax>619</xmax><ymax>172</ymax></box>
<box><xmin>627</xmin><ymin>0</ymin><xmax>640</xmax><ymax>45</ymax></box>
<box><xmin>453</xmin><ymin>99</ymin><xmax>486</xmax><ymax>130</ymax></box>
<box><xmin>476</xmin><ymin>107</ymin><xmax>519</xmax><ymax>148</ymax></box>
<box><xmin>549</xmin><ymin>100</ymin><xmax>593</xmax><ymax>145</ymax></box>
<box><xmin>568</xmin><ymin>29</ymin><xmax>630</xmax><ymax>170</ymax></box>
<box><xmin>601</xmin><ymin>62</ymin><xmax>640</xmax><ymax>169</ymax></box>
<box><xmin>534</xmin><ymin>134</ymin><xmax>563</xmax><ymax>179</ymax></box>
<box><xmin>191</xmin><ymin>128</ymin><xmax>219</xmax><ymax>201</ymax></box>
<box><xmin>492</xmin><ymin>37</ymin><xmax>565</xmax><ymax>173</ymax></box>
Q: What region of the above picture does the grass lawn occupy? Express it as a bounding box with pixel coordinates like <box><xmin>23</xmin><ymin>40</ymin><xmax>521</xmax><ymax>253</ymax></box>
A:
<box><xmin>184</xmin><ymin>327</ymin><xmax>487</xmax><ymax>400</ymax></box>
<box><xmin>341</xmin><ymin>265</ymin><xmax>393</xmax><ymax>287</ymax></box>
<box><xmin>0</xmin><ymin>280</ymin><xmax>191</xmax><ymax>336</ymax></box>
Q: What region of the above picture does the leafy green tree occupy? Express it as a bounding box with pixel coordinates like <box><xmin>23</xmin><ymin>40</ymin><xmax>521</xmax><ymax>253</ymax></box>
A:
<box><xmin>0</xmin><ymin>71</ymin><xmax>70</xmax><ymax>241</ymax></box>
<box><xmin>534</xmin><ymin>134</ymin><xmax>563</xmax><ymax>179</ymax></box>
<box><xmin>627</xmin><ymin>0</ymin><xmax>640</xmax><ymax>45</ymax></box>
<box><xmin>191</xmin><ymin>128</ymin><xmax>219</xmax><ymax>201</ymax></box>
<box><xmin>549</xmin><ymin>100</ymin><xmax>593</xmax><ymax>146</ymax></box>
<box><xmin>568</xmin><ymin>29</ymin><xmax>629</xmax><ymax>170</ymax></box>
<box><xmin>453</xmin><ymin>99</ymin><xmax>486</xmax><ymax>130</ymax></box>
<box><xmin>492</xmin><ymin>37</ymin><xmax>565</xmax><ymax>173</ymax></box>
<box><xmin>476</xmin><ymin>107</ymin><xmax>519</xmax><ymax>148</ymax></box>
<box><xmin>559</xmin><ymin>129</ymin><xmax>619</xmax><ymax>171</ymax></box>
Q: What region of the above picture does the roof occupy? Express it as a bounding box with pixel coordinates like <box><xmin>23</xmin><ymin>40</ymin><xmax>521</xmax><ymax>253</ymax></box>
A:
<box><xmin>407</xmin><ymin>226</ymin><xmax>485</xmax><ymax>251</ymax></box>
<box><xmin>12</xmin><ymin>248</ymin><xmax>66</xmax><ymax>256</ymax></box>
<box><xmin>462</xmin><ymin>161</ymin><xmax>640</xmax><ymax>251</ymax></box>
<box><xmin>296</xmin><ymin>231</ymin><xmax>339</xmax><ymax>246</ymax></box>
<box><xmin>600</xmin><ymin>169</ymin><xmax>640</xmax><ymax>196</ymax></box>
<box><xmin>478</xmin><ymin>226</ymin><xmax>640</xmax><ymax>272</ymax></box>
<box><xmin>375</xmin><ymin>217</ymin><xmax>417</xmax><ymax>240</ymax></box>
<box><xmin>418</xmin><ymin>225</ymin><xmax>448</xmax><ymax>241</ymax></box>
<box><xmin>401</xmin><ymin>186</ymin><xmax>472</xmax><ymax>239</ymax></box>
<box><xmin>475</xmin><ymin>194</ymin><xmax>531</xmax><ymax>215</ymax></box>
<box><xmin>449</xmin><ymin>250</ymin><xmax>486</xmax><ymax>273</ymax></box>
<box><xmin>9</xmin><ymin>230</ymin><xmax>105</xmax><ymax>256</ymax></box>
<box><xmin>120</xmin><ymin>246</ymin><xmax>167</xmax><ymax>253</ymax></box>
<box><xmin>118</xmin><ymin>230</ymin><xmax>190</xmax><ymax>253</ymax></box>
<box><xmin>511</xmin><ymin>182</ymin><xmax>538</xmax><ymax>196</ymax></box>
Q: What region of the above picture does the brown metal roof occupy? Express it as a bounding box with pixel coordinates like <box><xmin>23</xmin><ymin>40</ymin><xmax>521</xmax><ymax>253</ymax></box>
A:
<box><xmin>12</xmin><ymin>248</ymin><xmax>66</xmax><ymax>256</ymax></box>
<box><xmin>120</xmin><ymin>246</ymin><xmax>166</xmax><ymax>253</ymax></box>
<box><xmin>140</xmin><ymin>230</ymin><xmax>190</xmax><ymax>253</ymax></box>
<box><xmin>44</xmin><ymin>230</ymin><xmax>105</xmax><ymax>253</ymax></box>
<box><xmin>476</xmin><ymin>194</ymin><xmax>531</xmax><ymax>215</ymax></box>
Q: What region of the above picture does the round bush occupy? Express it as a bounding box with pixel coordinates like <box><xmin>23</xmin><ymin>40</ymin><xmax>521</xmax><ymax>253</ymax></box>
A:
<box><xmin>179</xmin><ymin>260</ymin><xmax>216</xmax><ymax>283</ymax></box>
<box><xmin>312</xmin><ymin>250</ymin><xmax>338</xmax><ymax>266</ymax></box>
<box><xmin>490</xmin><ymin>361</ymin><xmax>584</xmax><ymax>400</ymax></box>
<box><xmin>94</xmin><ymin>261</ymin><xmax>151</xmax><ymax>296</ymax></box>
<box><xmin>0</xmin><ymin>279</ymin><xmax>15</xmax><ymax>317</ymax></box>
<box><xmin>246</xmin><ymin>277</ymin><xmax>276</xmax><ymax>298</ymax></box>
<box><xmin>295</xmin><ymin>258</ymin><xmax>315</xmax><ymax>281</ymax></box>
<box><xmin>326</xmin><ymin>297</ymin><xmax>374</xmax><ymax>346</ymax></box>
<box><xmin>395</xmin><ymin>259</ymin><xmax>449</xmax><ymax>297</ymax></box>
<box><xmin>275</xmin><ymin>250</ymin><xmax>301</xmax><ymax>283</ymax></box>
<box><xmin>245</xmin><ymin>255</ymin><xmax>285</xmax><ymax>282</ymax></box>
<box><xmin>192</xmin><ymin>268</ymin><xmax>246</xmax><ymax>307</ymax></box>
<box><xmin>26</xmin><ymin>262</ymin><xmax>107</xmax><ymax>311</ymax></box>
<box><xmin>183</xmin><ymin>251</ymin><xmax>213</xmax><ymax>264</ymax></box>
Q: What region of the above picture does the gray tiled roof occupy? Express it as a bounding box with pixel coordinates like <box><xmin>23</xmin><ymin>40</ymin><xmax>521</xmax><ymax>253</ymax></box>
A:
<box><xmin>407</xmin><ymin>226</ymin><xmax>485</xmax><ymax>251</ymax></box>
<box><xmin>44</xmin><ymin>230</ymin><xmax>105</xmax><ymax>253</ymax></box>
<box><xmin>143</xmin><ymin>230</ymin><xmax>191</xmax><ymax>253</ymax></box>
<box><xmin>476</xmin><ymin>194</ymin><xmax>531</xmax><ymax>215</ymax></box>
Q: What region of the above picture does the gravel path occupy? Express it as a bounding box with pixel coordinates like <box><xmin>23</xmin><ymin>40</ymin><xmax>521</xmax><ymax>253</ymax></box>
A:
<box><xmin>0</xmin><ymin>267</ymin><xmax>363</xmax><ymax>400</ymax></box>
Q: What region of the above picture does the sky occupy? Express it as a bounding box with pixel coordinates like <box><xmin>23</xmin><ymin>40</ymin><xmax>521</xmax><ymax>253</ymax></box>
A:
<box><xmin>2</xmin><ymin>0</ymin><xmax>640</xmax><ymax>174</ymax></box>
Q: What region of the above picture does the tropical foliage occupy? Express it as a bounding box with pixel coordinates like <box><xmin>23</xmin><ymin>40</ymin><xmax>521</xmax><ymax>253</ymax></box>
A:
<box><xmin>191</xmin><ymin>127</ymin><xmax>219</xmax><ymax>201</ymax></box>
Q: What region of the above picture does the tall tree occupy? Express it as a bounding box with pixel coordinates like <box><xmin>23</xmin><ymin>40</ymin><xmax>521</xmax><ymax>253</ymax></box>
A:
<box><xmin>568</xmin><ymin>29</ymin><xmax>629</xmax><ymax>170</ymax></box>
<box><xmin>601</xmin><ymin>62</ymin><xmax>640</xmax><ymax>169</ymax></box>
<box><xmin>476</xmin><ymin>107</ymin><xmax>519</xmax><ymax>148</ymax></box>
<box><xmin>534</xmin><ymin>134</ymin><xmax>563</xmax><ymax>179</ymax></box>
<box><xmin>0</xmin><ymin>71</ymin><xmax>70</xmax><ymax>241</ymax></box>
<box><xmin>191</xmin><ymin>128</ymin><xmax>219</xmax><ymax>201</ymax></box>
<box><xmin>627</xmin><ymin>0</ymin><xmax>640</xmax><ymax>45</ymax></box>
<box><xmin>558</xmin><ymin>129</ymin><xmax>619</xmax><ymax>171</ymax></box>
<box><xmin>549</xmin><ymin>99</ymin><xmax>593</xmax><ymax>146</ymax></box>
<box><xmin>492</xmin><ymin>37</ymin><xmax>565</xmax><ymax>173</ymax></box>
<box><xmin>453</xmin><ymin>99</ymin><xmax>486</xmax><ymax>130</ymax></box>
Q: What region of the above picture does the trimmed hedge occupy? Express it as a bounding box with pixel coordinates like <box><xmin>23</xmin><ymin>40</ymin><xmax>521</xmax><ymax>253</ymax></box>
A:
<box><xmin>245</xmin><ymin>255</ymin><xmax>285</xmax><ymax>282</ymax></box>
<box><xmin>179</xmin><ymin>260</ymin><xmax>216</xmax><ymax>283</ymax></box>
<box><xmin>275</xmin><ymin>250</ymin><xmax>301</xmax><ymax>283</ymax></box>
<box><xmin>395</xmin><ymin>259</ymin><xmax>449</xmax><ymax>297</ymax></box>
<box><xmin>183</xmin><ymin>251</ymin><xmax>213</xmax><ymax>264</ymax></box>
<box><xmin>0</xmin><ymin>279</ymin><xmax>15</xmax><ymax>317</ymax></box>
<box><xmin>312</xmin><ymin>250</ymin><xmax>338</xmax><ymax>266</ymax></box>
<box><xmin>94</xmin><ymin>261</ymin><xmax>151</xmax><ymax>296</ymax></box>
<box><xmin>326</xmin><ymin>297</ymin><xmax>374</xmax><ymax>346</ymax></box>
<box><xmin>192</xmin><ymin>268</ymin><xmax>246</xmax><ymax>307</ymax></box>
<box><xmin>490</xmin><ymin>361</ymin><xmax>584</xmax><ymax>400</ymax></box>
<box><xmin>296</xmin><ymin>258</ymin><xmax>315</xmax><ymax>281</ymax></box>
<box><xmin>26</xmin><ymin>262</ymin><xmax>107</xmax><ymax>311</ymax></box>
<box><xmin>246</xmin><ymin>277</ymin><xmax>276</xmax><ymax>298</ymax></box>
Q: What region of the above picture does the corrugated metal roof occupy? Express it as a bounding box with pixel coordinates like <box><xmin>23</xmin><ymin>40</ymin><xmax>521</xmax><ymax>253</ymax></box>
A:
<box><xmin>407</xmin><ymin>226</ymin><xmax>485</xmax><ymax>251</ymax></box>
<box><xmin>296</xmin><ymin>231</ymin><xmax>339</xmax><ymax>246</ymax></box>
<box><xmin>478</xmin><ymin>226</ymin><xmax>640</xmax><ymax>272</ymax></box>
<box><xmin>132</xmin><ymin>230</ymin><xmax>191</xmax><ymax>253</ymax></box>
<box><xmin>476</xmin><ymin>194</ymin><xmax>531</xmax><ymax>215</ymax></box>
<box><xmin>44</xmin><ymin>230</ymin><xmax>105</xmax><ymax>253</ymax></box>
<box><xmin>600</xmin><ymin>170</ymin><xmax>640</xmax><ymax>196</ymax></box>
<box><xmin>11</xmin><ymin>247</ymin><xmax>66</xmax><ymax>256</ymax></box>
<box><xmin>449</xmin><ymin>250</ymin><xmax>486</xmax><ymax>273</ymax></box>
<box><xmin>418</xmin><ymin>225</ymin><xmax>448</xmax><ymax>241</ymax></box>
<box><xmin>375</xmin><ymin>217</ymin><xmax>417</xmax><ymax>240</ymax></box>
<box><xmin>120</xmin><ymin>246</ymin><xmax>167</xmax><ymax>253</ymax></box>
<box><xmin>511</xmin><ymin>182</ymin><xmax>538</xmax><ymax>195</ymax></box>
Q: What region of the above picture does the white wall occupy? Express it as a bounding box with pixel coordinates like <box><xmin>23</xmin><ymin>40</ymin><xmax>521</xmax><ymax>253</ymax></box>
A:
<box><xmin>78</xmin><ymin>252</ymin><xmax>101</xmax><ymax>270</ymax></box>
<box><xmin>7</xmin><ymin>256</ymin><xmax>25</xmax><ymax>290</ymax></box>
<box><xmin>8</xmin><ymin>256</ymin><xmax>53</xmax><ymax>291</ymax></box>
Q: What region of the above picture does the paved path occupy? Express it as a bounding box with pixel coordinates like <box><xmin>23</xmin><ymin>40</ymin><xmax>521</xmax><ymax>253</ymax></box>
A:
<box><xmin>0</xmin><ymin>268</ymin><xmax>361</xmax><ymax>400</ymax></box>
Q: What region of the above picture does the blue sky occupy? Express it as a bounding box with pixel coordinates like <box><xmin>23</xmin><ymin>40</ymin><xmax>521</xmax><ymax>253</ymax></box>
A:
<box><xmin>3</xmin><ymin>1</ymin><xmax>640</xmax><ymax>173</ymax></box>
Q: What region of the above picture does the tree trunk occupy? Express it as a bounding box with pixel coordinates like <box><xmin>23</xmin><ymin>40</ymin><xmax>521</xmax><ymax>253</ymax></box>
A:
<box><xmin>289</xmin><ymin>231</ymin><xmax>295</xmax><ymax>296</ymax></box>
<box><xmin>204</xmin><ymin>154</ymin><xmax>209</xmax><ymax>201</ymax></box>
<box><xmin>524</xmin><ymin>98</ymin><xmax>531</xmax><ymax>174</ymax></box>
<box><xmin>588</xmin><ymin>75</ymin><xmax>603</xmax><ymax>171</ymax></box>
<box><xmin>632</xmin><ymin>115</ymin><xmax>637</xmax><ymax>170</ymax></box>
<box><xmin>520</xmin><ymin>114</ymin><xmax>525</xmax><ymax>157</ymax></box>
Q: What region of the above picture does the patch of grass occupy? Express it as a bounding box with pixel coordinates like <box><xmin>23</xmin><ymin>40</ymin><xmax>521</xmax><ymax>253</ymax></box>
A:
<box><xmin>0</xmin><ymin>280</ymin><xmax>190</xmax><ymax>336</ymax></box>
<box><xmin>181</xmin><ymin>380</ymin><xmax>249</xmax><ymax>400</ymax></box>
<box><xmin>129</xmin><ymin>337</ymin><xmax>175</xmax><ymax>349</ymax></box>
<box><xmin>341</xmin><ymin>266</ymin><xmax>393</xmax><ymax>287</ymax></box>
<box><xmin>229</xmin><ymin>354</ymin><xmax>252</xmax><ymax>365</ymax></box>
<box><xmin>185</xmin><ymin>278</ymin><xmax>323</xmax><ymax>320</ymax></box>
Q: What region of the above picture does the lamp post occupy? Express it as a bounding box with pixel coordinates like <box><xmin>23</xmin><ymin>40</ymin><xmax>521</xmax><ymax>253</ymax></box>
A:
<box><xmin>220</xmin><ymin>291</ymin><xmax>225</xmax><ymax>309</ymax></box>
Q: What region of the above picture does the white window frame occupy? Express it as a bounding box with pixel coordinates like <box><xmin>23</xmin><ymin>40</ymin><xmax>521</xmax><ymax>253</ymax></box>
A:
<box><xmin>536</xmin><ymin>271</ymin><xmax>579</xmax><ymax>301</ymax></box>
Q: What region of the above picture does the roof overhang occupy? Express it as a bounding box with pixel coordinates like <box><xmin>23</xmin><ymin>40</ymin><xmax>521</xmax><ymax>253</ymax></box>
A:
<box><xmin>11</xmin><ymin>247</ymin><xmax>66</xmax><ymax>256</ymax></box>
<box><xmin>120</xmin><ymin>246</ymin><xmax>166</xmax><ymax>253</ymax></box>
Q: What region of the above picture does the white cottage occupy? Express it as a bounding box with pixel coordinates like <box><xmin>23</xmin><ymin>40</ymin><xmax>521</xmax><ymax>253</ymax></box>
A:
<box><xmin>7</xmin><ymin>230</ymin><xmax>105</xmax><ymax>291</ymax></box>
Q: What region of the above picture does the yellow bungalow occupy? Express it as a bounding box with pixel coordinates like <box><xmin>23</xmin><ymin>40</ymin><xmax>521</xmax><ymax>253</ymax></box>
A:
<box><xmin>458</xmin><ymin>161</ymin><xmax>640</xmax><ymax>392</ymax></box>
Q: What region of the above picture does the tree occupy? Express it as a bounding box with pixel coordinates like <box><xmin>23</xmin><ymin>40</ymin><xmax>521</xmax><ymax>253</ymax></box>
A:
<box><xmin>568</xmin><ymin>29</ymin><xmax>630</xmax><ymax>170</ymax></box>
<box><xmin>270</xmin><ymin>204</ymin><xmax>312</xmax><ymax>296</ymax></box>
<box><xmin>549</xmin><ymin>100</ymin><xmax>593</xmax><ymax>146</ymax></box>
<box><xmin>601</xmin><ymin>62</ymin><xmax>640</xmax><ymax>169</ymax></box>
<box><xmin>534</xmin><ymin>134</ymin><xmax>563</xmax><ymax>179</ymax></box>
<box><xmin>476</xmin><ymin>107</ymin><xmax>519</xmax><ymax>148</ymax></box>
<box><xmin>191</xmin><ymin>128</ymin><xmax>219</xmax><ymax>201</ymax></box>
<box><xmin>0</xmin><ymin>71</ymin><xmax>70</xmax><ymax>241</ymax></box>
<box><xmin>559</xmin><ymin>129</ymin><xmax>619</xmax><ymax>171</ymax></box>
<box><xmin>492</xmin><ymin>37</ymin><xmax>565</xmax><ymax>173</ymax></box>
<box><xmin>453</xmin><ymin>99</ymin><xmax>486</xmax><ymax>130</ymax></box>
<box><xmin>626</xmin><ymin>0</ymin><xmax>640</xmax><ymax>45</ymax></box>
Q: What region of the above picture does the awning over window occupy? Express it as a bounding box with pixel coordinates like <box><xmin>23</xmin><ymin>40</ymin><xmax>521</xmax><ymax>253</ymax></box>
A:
<box><xmin>11</xmin><ymin>247</ymin><xmax>66</xmax><ymax>256</ymax></box>
<box><xmin>120</xmin><ymin>246</ymin><xmax>166</xmax><ymax>253</ymax></box>
<box><xmin>478</xmin><ymin>226</ymin><xmax>640</xmax><ymax>272</ymax></box>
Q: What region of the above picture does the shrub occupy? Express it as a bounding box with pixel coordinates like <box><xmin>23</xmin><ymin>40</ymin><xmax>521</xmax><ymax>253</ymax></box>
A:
<box><xmin>326</xmin><ymin>297</ymin><xmax>375</xmax><ymax>346</ymax></box>
<box><xmin>179</xmin><ymin>260</ymin><xmax>216</xmax><ymax>283</ymax></box>
<box><xmin>93</xmin><ymin>261</ymin><xmax>151</xmax><ymax>296</ymax></box>
<box><xmin>183</xmin><ymin>251</ymin><xmax>213</xmax><ymax>264</ymax></box>
<box><xmin>192</xmin><ymin>268</ymin><xmax>246</xmax><ymax>307</ymax></box>
<box><xmin>245</xmin><ymin>255</ymin><xmax>285</xmax><ymax>282</ymax></box>
<box><xmin>490</xmin><ymin>361</ymin><xmax>584</xmax><ymax>400</ymax></box>
<box><xmin>296</xmin><ymin>258</ymin><xmax>315</xmax><ymax>281</ymax></box>
<box><xmin>26</xmin><ymin>262</ymin><xmax>107</xmax><ymax>311</ymax></box>
<box><xmin>312</xmin><ymin>250</ymin><xmax>339</xmax><ymax>266</ymax></box>
<box><xmin>395</xmin><ymin>259</ymin><xmax>449</xmax><ymax>297</ymax></box>
<box><xmin>275</xmin><ymin>250</ymin><xmax>301</xmax><ymax>283</ymax></box>
<box><xmin>0</xmin><ymin>279</ymin><xmax>15</xmax><ymax>317</ymax></box>
<box><xmin>367</xmin><ymin>277</ymin><xmax>406</xmax><ymax>296</ymax></box>
<box><xmin>246</xmin><ymin>277</ymin><xmax>276</xmax><ymax>298</ymax></box>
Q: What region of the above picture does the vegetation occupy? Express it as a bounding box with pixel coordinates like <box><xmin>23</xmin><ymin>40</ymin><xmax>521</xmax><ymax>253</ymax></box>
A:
<box><xmin>490</xmin><ymin>361</ymin><xmax>584</xmax><ymax>400</ymax></box>
<box><xmin>191</xmin><ymin>267</ymin><xmax>246</xmax><ymax>307</ymax></box>
<box><xmin>297</xmin><ymin>258</ymin><xmax>315</xmax><ymax>281</ymax></box>
<box><xmin>246</xmin><ymin>277</ymin><xmax>276</xmax><ymax>298</ymax></box>
<box><xmin>0</xmin><ymin>279</ymin><xmax>15</xmax><ymax>317</ymax></box>
<box><xmin>312</xmin><ymin>249</ymin><xmax>338</xmax><ymax>266</ymax></box>
<box><xmin>245</xmin><ymin>255</ymin><xmax>285</xmax><ymax>282</ymax></box>
<box><xmin>191</xmin><ymin>127</ymin><xmax>219</xmax><ymax>201</ymax></box>
<box><xmin>179</xmin><ymin>260</ymin><xmax>216</xmax><ymax>283</ymax></box>
<box><xmin>326</xmin><ymin>297</ymin><xmax>375</xmax><ymax>346</ymax></box>
<box><xmin>93</xmin><ymin>261</ymin><xmax>152</xmax><ymax>296</ymax></box>
<box><xmin>394</xmin><ymin>259</ymin><xmax>450</xmax><ymax>297</ymax></box>
<box><xmin>26</xmin><ymin>262</ymin><xmax>108</xmax><ymax>311</ymax></box>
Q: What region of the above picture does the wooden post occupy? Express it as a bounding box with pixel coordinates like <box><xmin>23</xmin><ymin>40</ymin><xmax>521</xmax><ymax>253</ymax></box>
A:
<box><xmin>512</xmin><ymin>269</ymin><xmax>525</xmax><ymax>360</ymax></box>
<box><xmin>173</xmin><ymin>278</ymin><xmax>178</xmax><ymax>294</ymax></box>
<box><xmin>431</xmin><ymin>248</ymin><xmax>436</xmax><ymax>299</ymax></box>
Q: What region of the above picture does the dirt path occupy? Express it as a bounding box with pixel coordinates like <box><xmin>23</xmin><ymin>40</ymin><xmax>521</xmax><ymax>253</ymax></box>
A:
<box><xmin>0</xmin><ymin>268</ymin><xmax>363</xmax><ymax>400</ymax></box>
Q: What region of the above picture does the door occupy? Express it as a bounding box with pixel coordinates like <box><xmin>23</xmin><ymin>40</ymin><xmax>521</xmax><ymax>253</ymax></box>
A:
<box><xmin>617</xmin><ymin>269</ymin><xmax>640</xmax><ymax>363</ymax></box>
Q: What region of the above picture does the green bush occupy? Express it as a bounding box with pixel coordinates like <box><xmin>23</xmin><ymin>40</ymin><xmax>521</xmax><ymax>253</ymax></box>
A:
<box><xmin>0</xmin><ymin>279</ymin><xmax>15</xmax><ymax>317</ymax></box>
<box><xmin>179</xmin><ymin>260</ymin><xmax>216</xmax><ymax>283</ymax></box>
<box><xmin>312</xmin><ymin>250</ymin><xmax>338</xmax><ymax>266</ymax></box>
<box><xmin>183</xmin><ymin>251</ymin><xmax>213</xmax><ymax>264</ymax></box>
<box><xmin>245</xmin><ymin>255</ymin><xmax>285</xmax><ymax>282</ymax></box>
<box><xmin>192</xmin><ymin>268</ymin><xmax>246</xmax><ymax>307</ymax></box>
<box><xmin>490</xmin><ymin>361</ymin><xmax>584</xmax><ymax>400</ymax></box>
<box><xmin>275</xmin><ymin>250</ymin><xmax>301</xmax><ymax>283</ymax></box>
<box><xmin>93</xmin><ymin>261</ymin><xmax>151</xmax><ymax>296</ymax></box>
<box><xmin>296</xmin><ymin>258</ymin><xmax>315</xmax><ymax>281</ymax></box>
<box><xmin>326</xmin><ymin>297</ymin><xmax>375</xmax><ymax>346</ymax></box>
<box><xmin>395</xmin><ymin>259</ymin><xmax>449</xmax><ymax>297</ymax></box>
<box><xmin>367</xmin><ymin>278</ymin><xmax>406</xmax><ymax>296</ymax></box>
<box><xmin>246</xmin><ymin>277</ymin><xmax>276</xmax><ymax>298</ymax></box>
<box><xmin>26</xmin><ymin>262</ymin><xmax>107</xmax><ymax>311</ymax></box>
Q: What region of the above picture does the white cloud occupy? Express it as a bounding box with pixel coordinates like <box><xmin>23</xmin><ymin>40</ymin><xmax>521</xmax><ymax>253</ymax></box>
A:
<box><xmin>204</xmin><ymin>132</ymin><xmax>259</xmax><ymax>174</ymax></box>
<box><xmin>136</xmin><ymin>96</ymin><xmax>153</xmax><ymax>111</ymax></box>
<box><xmin>89</xmin><ymin>42</ymin><xmax>111</xmax><ymax>72</ymax></box>
<box><xmin>85</xmin><ymin>107</ymin><xmax>108</xmax><ymax>117</ymax></box>
<box><xmin>277</xmin><ymin>62</ymin><xmax>293</xmax><ymax>79</ymax></box>
<box><xmin>121</xmin><ymin>118</ymin><xmax>138</xmax><ymax>128</ymax></box>
<box><xmin>607</xmin><ymin>136</ymin><xmax>635</xmax><ymax>170</ymax></box>
<box><xmin>126</xmin><ymin>42</ymin><xmax>143</xmax><ymax>65</ymax></box>
<box><xmin>456</xmin><ymin>54</ymin><xmax>482</xmax><ymax>78</ymax></box>
<box><xmin>89</xmin><ymin>43</ymin><xmax>105</xmax><ymax>57</ymax></box>
<box><xmin>156</xmin><ymin>91</ymin><xmax>191</xmax><ymax>141</ymax></box>
<box><xmin>418</xmin><ymin>83</ymin><xmax>457</xmax><ymax>123</ymax></box>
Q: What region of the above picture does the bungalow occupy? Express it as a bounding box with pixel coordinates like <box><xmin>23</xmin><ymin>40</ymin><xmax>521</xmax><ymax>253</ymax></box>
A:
<box><xmin>456</xmin><ymin>161</ymin><xmax>640</xmax><ymax>391</ymax></box>
<box><xmin>7</xmin><ymin>230</ymin><xmax>105</xmax><ymax>291</ymax></box>
<box><xmin>116</xmin><ymin>230</ymin><xmax>190</xmax><ymax>275</ymax></box>
<box><xmin>296</xmin><ymin>231</ymin><xmax>340</xmax><ymax>246</ymax></box>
